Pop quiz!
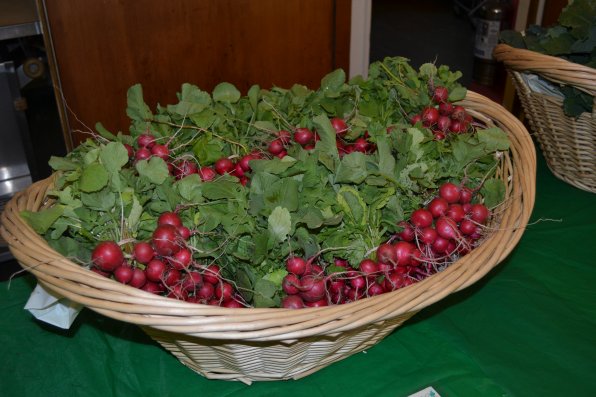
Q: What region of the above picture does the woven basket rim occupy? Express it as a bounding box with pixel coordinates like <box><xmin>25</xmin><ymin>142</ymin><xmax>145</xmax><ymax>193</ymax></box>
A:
<box><xmin>493</xmin><ymin>43</ymin><xmax>596</xmax><ymax>97</ymax></box>
<box><xmin>0</xmin><ymin>91</ymin><xmax>537</xmax><ymax>342</ymax></box>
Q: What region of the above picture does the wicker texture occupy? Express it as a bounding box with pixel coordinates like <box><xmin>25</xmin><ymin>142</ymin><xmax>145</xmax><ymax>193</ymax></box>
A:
<box><xmin>0</xmin><ymin>91</ymin><xmax>536</xmax><ymax>384</ymax></box>
<box><xmin>494</xmin><ymin>44</ymin><xmax>596</xmax><ymax>193</ymax></box>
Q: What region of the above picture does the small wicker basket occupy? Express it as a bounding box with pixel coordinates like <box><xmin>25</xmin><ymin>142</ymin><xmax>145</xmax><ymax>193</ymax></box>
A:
<box><xmin>0</xmin><ymin>92</ymin><xmax>536</xmax><ymax>384</ymax></box>
<box><xmin>494</xmin><ymin>43</ymin><xmax>596</xmax><ymax>193</ymax></box>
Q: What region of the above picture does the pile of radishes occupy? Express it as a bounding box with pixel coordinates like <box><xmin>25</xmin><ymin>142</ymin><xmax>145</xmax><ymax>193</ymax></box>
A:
<box><xmin>90</xmin><ymin>211</ymin><xmax>246</xmax><ymax>307</ymax></box>
<box><xmin>410</xmin><ymin>86</ymin><xmax>474</xmax><ymax>140</ymax></box>
<box><xmin>278</xmin><ymin>181</ymin><xmax>491</xmax><ymax>309</ymax></box>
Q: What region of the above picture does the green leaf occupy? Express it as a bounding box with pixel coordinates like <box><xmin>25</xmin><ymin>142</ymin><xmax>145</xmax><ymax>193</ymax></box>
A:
<box><xmin>95</xmin><ymin>122</ymin><xmax>118</xmax><ymax>141</ymax></box>
<box><xmin>126</xmin><ymin>84</ymin><xmax>152</xmax><ymax>122</ymax></box>
<box><xmin>20</xmin><ymin>206</ymin><xmax>64</xmax><ymax>234</ymax></box>
<box><xmin>192</xmin><ymin>135</ymin><xmax>225</xmax><ymax>164</ymax></box>
<box><xmin>334</xmin><ymin>152</ymin><xmax>368</xmax><ymax>184</ymax></box>
<box><xmin>100</xmin><ymin>142</ymin><xmax>129</xmax><ymax>174</ymax></box>
<box><xmin>213</xmin><ymin>82</ymin><xmax>241</xmax><ymax>103</ymax></box>
<box><xmin>320</xmin><ymin>68</ymin><xmax>346</xmax><ymax>96</ymax></box>
<box><xmin>448</xmin><ymin>86</ymin><xmax>467</xmax><ymax>102</ymax></box>
<box><xmin>481</xmin><ymin>178</ymin><xmax>506</xmax><ymax>209</ymax></box>
<box><xmin>79</xmin><ymin>163</ymin><xmax>109</xmax><ymax>192</ymax></box>
<box><xmin>477</xmin><ymin>128</ymin><xmax>510</xmax><ymax>151</ymax></box>
<box><xmin>167</xmin><ymin>83</ymin><xmax>211</xmax><ymax>115</ymax></box>
<box><xmin>262</xmin><ymin>268</ymin><xmax>288</xmax><ymax>287</ymax></box>
<box><xmin>176</xmin><ymin>174</ymin><xmax>203</xmax><ymax>202</ymax></box>
<box><xmin>336</xmin><ymin>186</ymin><xmax>367</xmax><ymax>226</ymax></box>
<box><xmin>48</xmin><ymin>156</ymin><xmax>78</xmax><ymax>171</ymax></box>
<box><xmin>127</xmin><ymin>194</ymin><xmax>143</xmax><ymax>232</ymax></box>
<box><xmin>268</xmin><ymin>206</ymin><xmax>292</xmax><ymax>242</ymax></box>
<box><xmin>253</xmin><ymin>278</ymin><xmax>279</xmax><ymax>308</ymax></box>
<box><xmin>81</xmin><ymin>189</ymin><xmax>116</xmax><ymax>211</ymax></box>
<box><xmin>135</xmin><ymin>157</ymin><xmax>169</xmax><ymax>185</ymax></box>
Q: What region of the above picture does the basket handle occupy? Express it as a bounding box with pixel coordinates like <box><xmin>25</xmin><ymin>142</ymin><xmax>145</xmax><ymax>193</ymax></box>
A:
<box><xmin>493</xmin><ymin>44</ymin><xmax>596</xmax><ymax>97</ymax></box>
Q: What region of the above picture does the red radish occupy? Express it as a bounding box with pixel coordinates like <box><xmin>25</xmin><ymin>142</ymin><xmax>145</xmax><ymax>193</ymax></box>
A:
<box><xmin>282</xmin><ymin>295</ymin><xmax>304</xmax><ymax>309</ymax></box>
<box><xmin>277</xmin><ymin>130</ymin><xmax>292</xmax><ymax>144</ymax></box>
<box><xmin>397</xmin><ymin>221</ymin><xmax>415</xmax><ymax>242</ymax></box>
<box><xmin>158</xmin><ymin>211</ymin><xmax>182</xmax><ymax>227</ymax></box>
<box><xmin>145</xmin><ymin>259</ymin><xmax>167</xmax><ymax>282</ymax></box>
<box><xmin>353</xmin><ymin>138</ymin><xmax>369</xmax><ymax>153</ymax></box>
<box><xmin>239</xmin><ymin>176</ymin><xmax>249</xmax><ymax>186</ymax></box>
<box><xmin>459</xmin><ymin>187</ymin><xmax>473</xmax><ymax>204</ymax></box>
<box><xmin>198</xmin><ymin>167</ymin><xmax>216</xmax><ymax>181</ymax></box>
<box><xmin>331</xmin><ymin>117</ymin><xmax>349</xmax><ymax>136</ymax></box>
<box><xmin>462</xmin><ymin>203</ymin><xmax>472</xmax><ymax>213</ymax></box>
<box><xmin>282</xmin><ymin>273</ymin><xmax>301</xmax><ymax>295</ymax></box>
<box><xmin>367</xmin><ymin>282</ymin><xmax>385</xmax><ymax>296</ymax></box>
<box><xmin>286</xmin><ymin>256</ymin><xmax>307</xmax><ymax>275</ymax></box>
<box><xmin>133</xmin><ymin>241</ymin><xmax>154</xmax><ymax>264</ymax></box>
<box><xmin>137</xmin><ymin>133</ymin><xmax>155</xmax><ymax>148</ymax></box>
<box><xmin>327</xmin><ymin>278</ymin><xmax>345</xmax><ymax>295</ymax></box>
<box><xmin>299</xmin><ymin>275</ymin><xmax>326</xmax><ymax>302</ymax></box>
<box><xmin>349</xmin><ymin>274</ymin><xmax>366</xmax><ymax>290</ymax></box>
<box><xmin>439</xmin><ymin>182</ymin><xmax>461</xmax><ymax>203</ymax></box>
<box><xmin>447</xmin><ymin>204</ymin><xmax>466</xmax><ymax>223</ymax></box>
<box><xmin>433</xmin><ymin>131</ymin><xmax>446</xmax><ymax>140</ymax></box>
<box><xmin>304</xmin><ymin>298</ymin><xmax>329</xmax><ymax>308</ymax></box>
<box><xmin>173</xmin><ymin>159</ymin><xmax>198</xmax><ymax>179</ymax></box>
<box><xmin>135</xmin><ymin>147</ymin><xmax>152</xmax><ymax>162</ymax></box>
<box><xmin>215</xmin><ymin>281</ymin><xmax>234</xmax><ymax>302</ymax></box>
<box><xmin>418</xmin><ymin>227</ymin><xmax>438</xmax><ymax>245</ymax></box>
<box><xmin>202</xmin><ymin>264</ymin><xmax>221</xmax><ymax>284</ymax></box>
<box><xmin>410</xmin><ymin>114</ymin><xmax>422</xmax><ymax>125</ymax></box>
<box><xmin>393</xmin><ymin>241</ymin><xmax>415</xmax><ymax>266</ymax></box>
<box><xmin>142</xmin><ymin>281</ymin><xmax>165</xmax><ymax>294</ymax></box>
<box><xmin>169</xmin><ymin>247</ymin><xmax>192</xmax><ymax>270</ymax></box>
<box><xmin>151</xmin><ymin>144</ymin><xmax>169</xmax><ymax>160</ymax></box>
<box><xmin>383</xmin><ymin>271</ymin><xmax>406</xmax><ymax>292</ymax></box>
<box><xmin>432</xmin><ymin>86</ymin><xmax>449</xmax><ymax>103</ymax></box>
<box><xmin>114</xmin><ymin>264</ymin><xmax>133</xmax><ymax>284</ymax></box>
<box><xmin>294</xmin><ymin>127</ymin><xmax>314</xmax><ymax>146</ymax></box>
<box><xmin>152</xmin><ymin>224</ymin><xmax>181</xmax><ymax>256</ymax></box>
<box><xmin>163</xmin><ymin>268</ymin><xmax>182</xmax><ymax>287</ymax></box>
<box><xmin>436</xmin><ymin>116</ymin><xmax>451</xmax><ymax>132</ymax></box>
<box><xmin>359</xmin><ymin>259</ymin><xmax>379</xmax><ymax>278</ymax></box>
<box><xmin>275</xmin><ymin>150</ymin><xmax>288</xmax><ymax>158</ymax></box>
<box><xmin>177</xmin><ymin>226</ymin><xmax>191</xmax><ymax>240</ymax></box>
<box><xmin>181</xmin><ymin>271</ymin><xmax>203</xmax><ymax>292</ymax></box>
<box><xmin>459</xmin><ymin>219</ymin><xmax>477</xmax><ymax>235</ymax></box>
<box><xmin>214</xmin><ymin>158</ymin><xmax>234</xmax><ymax>175</ymax></box>
<box><xmin>376</xmin><ymin>243</ymin><xmax>396</xmax><ymax>265</ymax></box>
<box><xmin>196</xmin><ymin>282</ymin><xmax>215</xmax><ymax>300</ymax></box>
<box><xmin>167</xmin><ymin>284</ymin><xmax>189</xmax><ymax>300</ymax></box>
<box><xmin>435</xmin><ymin>216</ymin><xmax>459</xmax><ymax>240</ymax></box>
<box><xmin>224</xmin><ymin>299</ymin><xmax>244</xmax><ymax>308</ymax></box>
<box><xmin>267</xmin><ymin>139</ymin><xmax>285</xmax><ymax>155</ymax></box>
<box><xmin>238</xmin><ymin>154</ymin><xmax>258</xmax><ymax>172</ymax></box>
<box><xmin>231</xmin><ymin>163</ymin><xmax>245</xmax><ymax>178</ymax></box>
<box><xmin>411</xmin><ymin>208</ymin><xmax>433</xmax><ymax>228</ymax></box>
<box><xmin>124</xmin><ymin>143</ymin><xmax>134</xmax><ymax>159</ymax></box>
<box><xmin>91</xmin><ymin>241</ymin><xmax>124</xmax><ymax>272</ymax></box>
<box><xmin>432</xmin><ymin>236</ymin><xmax>450</xmax><ymax>254</ymax></box>
<box><xmin>129</xmin><ymin>268</ymin><xmax>147</xmax><ymax>288</ymax></box>
<box><xmin>449</xmin><ymin>119</ymin><xmax>464</xmax><ymax>133</ymax></box>
<box><xmin>451</xmin><ymin>105</ymin><xmax>467</xmax><ymax>121</ymax></box>
<box><xmin>439</xmin><ymin>102</ymin><xmax>454</xmax><ymax>116</ymax></box>
<box><xmin>421</xmin><ymin>107</ymin><xmax>439</xmax><ymax>127</ymax></box>
<box><xmin>470</xmin><ymin>204</ymin><xmax>490</xmax><ymax>224</ymax></box>
<box><xmin>428</xmin><ymin>197</ymin><xmax>449</xmax><ymax>218</ymax></box>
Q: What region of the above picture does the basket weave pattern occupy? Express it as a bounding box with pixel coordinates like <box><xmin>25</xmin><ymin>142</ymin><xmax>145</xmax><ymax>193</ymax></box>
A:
<box><xmin>0</xmin><ymin>92</ymin><xmax>536</xmax><ymax>384</ymax></box>
<box><xmin>494</xmin><ymin>44</ymin><xmax>596</xmax><ymax>193</ymax></box>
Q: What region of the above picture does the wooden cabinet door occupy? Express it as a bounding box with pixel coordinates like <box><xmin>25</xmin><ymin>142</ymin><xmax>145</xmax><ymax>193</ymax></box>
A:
<box><xmin>39</xmin><ymin>0</ymin><xmax>351</xmax><ymax>148</ymax></box>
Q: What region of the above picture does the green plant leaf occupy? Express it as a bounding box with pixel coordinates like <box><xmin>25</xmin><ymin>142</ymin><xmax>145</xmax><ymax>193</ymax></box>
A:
<box><xmin>100</xmin><ymin>142</ymin><xmax>129</xmax><ymax>174</ymax></box>
<box><xmin>126</xmin><ymin>84</ymin><xmax>152</xmax><ymax>122</ymax></box>
<box><xmin>268</xmin><ymin>206</ymin><xmax>291</xmax><ymax>242</ymax></box>
<box><xmin>20</xmin><ymin>206</ymin><xmax>64</xmax><ymax>234</ymax></box>
<box><xmin>334</xmin><ymin>152</ymin><xmax>368</xmax><ymax>184</ymax></box>
<box><xmin>135</xmin><ymin>157</ymin><xmax>169</xmax><ymax>185</ymax></box>
<box><xmin>213</xmin><ymin>82</ymin><xmax>241</xmax><ymax>103</ymax></box>
<box><xmin>79</xmin><ymin>163</ymin><xmax>109</xmax><ymax>192</ymax></box>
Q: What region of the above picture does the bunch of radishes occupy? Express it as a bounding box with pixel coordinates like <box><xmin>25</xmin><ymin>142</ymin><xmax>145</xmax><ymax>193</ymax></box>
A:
<box><xmin>90</xmin><ymin>211</ymin><xmax>245</xmax><ymax>307</ymax></box>
<box><xmin>410</xmin><ymin>86</ymin><xmax>474</xmax><ymax>140</ymax></box>
<box><xmin>278</xmin><ymin>181</ymin><xmax>491</xmax><ymax>309</ymax></box>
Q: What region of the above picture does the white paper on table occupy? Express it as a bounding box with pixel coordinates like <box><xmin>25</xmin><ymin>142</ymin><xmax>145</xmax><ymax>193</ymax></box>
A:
<box><xmin>24</xmin><ymin>283</ymin><xmax>83</xmax><ymax>329</ymax></box>
<box><xmin>408</xmin><ymin>386</ymin><xmax>441</xmax><ymax>397</ymax></box>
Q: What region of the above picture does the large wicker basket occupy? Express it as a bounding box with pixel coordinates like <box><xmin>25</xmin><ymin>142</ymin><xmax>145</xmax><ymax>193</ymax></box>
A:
<box><xmin>494</xmin><ymin>43</ymin><xmax>596</xmax><ymax>193</ymax></box>
<box><xmin>0</xmin><ymin>92</ymin><xmax>536</xmax><ymax>384</ymax></box>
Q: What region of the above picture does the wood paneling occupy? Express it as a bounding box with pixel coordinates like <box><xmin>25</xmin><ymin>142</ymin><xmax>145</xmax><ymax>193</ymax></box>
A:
<box><xmin>40</xmin><ymin>0</ymin><xmax>351</xmax><ymax>148</ymax></box>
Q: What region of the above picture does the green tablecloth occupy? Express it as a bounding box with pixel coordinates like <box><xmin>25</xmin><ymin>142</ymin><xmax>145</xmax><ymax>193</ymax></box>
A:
<box><xmin>1</xmin><ymin>151</ymin><xmax>595</xmax><ymax>397</ymax></box>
